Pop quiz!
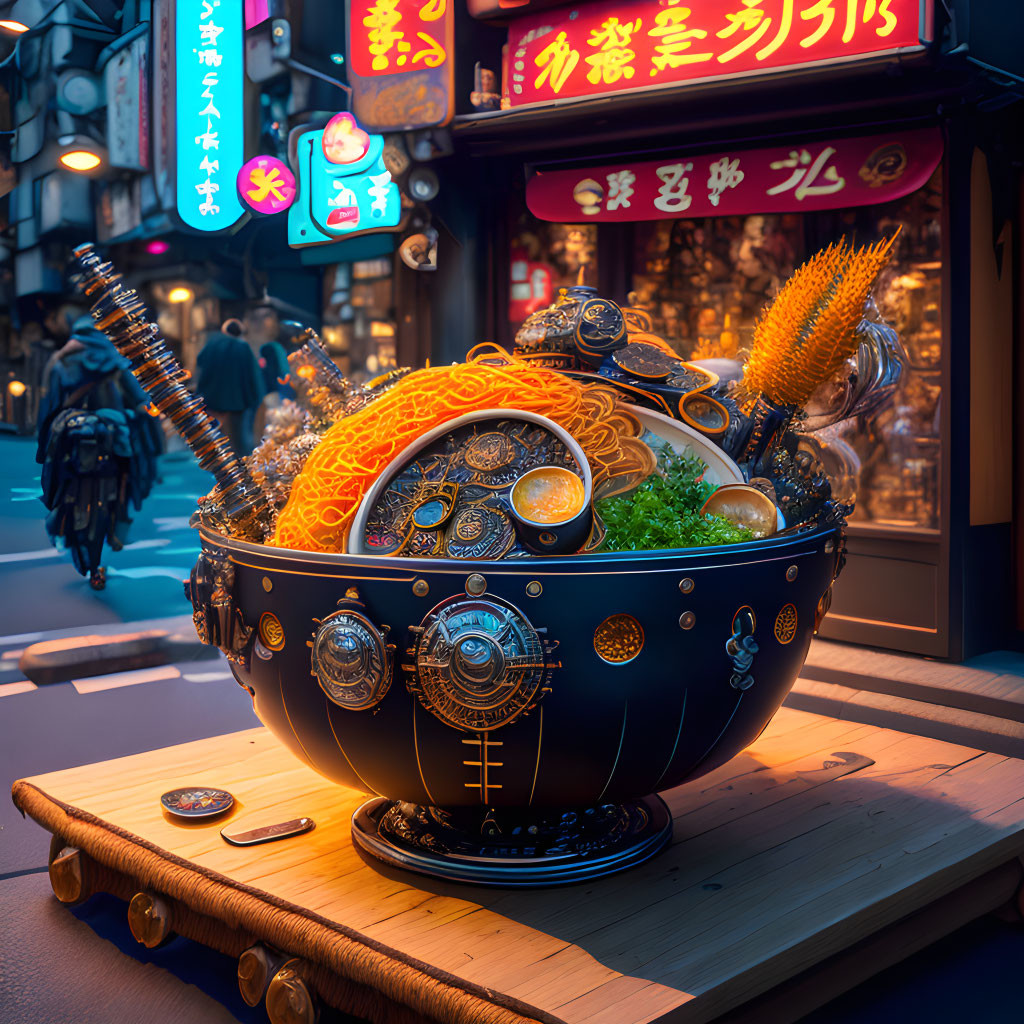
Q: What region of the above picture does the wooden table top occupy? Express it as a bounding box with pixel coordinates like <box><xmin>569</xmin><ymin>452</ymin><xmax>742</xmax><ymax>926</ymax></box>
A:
<box><xmin>15</xmin><ymin>708</ymin><xmax>1024</xmax><ymax>1024</ymax></box>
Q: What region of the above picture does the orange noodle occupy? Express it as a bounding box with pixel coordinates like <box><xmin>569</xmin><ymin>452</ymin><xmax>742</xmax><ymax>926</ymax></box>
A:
<box><xmin>272</xmin><ymin>345</ymin><xmax>654</xmax><ymax>552</ymax></box>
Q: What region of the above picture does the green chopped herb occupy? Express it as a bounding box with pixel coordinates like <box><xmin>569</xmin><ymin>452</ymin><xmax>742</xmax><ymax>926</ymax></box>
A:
<box><xmin>596</xmin><ymin>448</ymin><xmax>753</xmax><ymax>552</ymax></box>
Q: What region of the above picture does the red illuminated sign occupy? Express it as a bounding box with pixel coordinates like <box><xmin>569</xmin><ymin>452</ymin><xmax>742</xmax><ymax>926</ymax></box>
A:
<box><xmin>506</xmin><ymin>0</ymin><xmax>924</xmax><ymax>108</ymax></box>
<box><xmin>526</xmin><ymin>127</ymin><xmax>943</xmax><ymax>221</ymax></box>
<box><xmin>349</xmin><ymin>0</ymin><xmax>450</xmax><ymax>78</ymax></box>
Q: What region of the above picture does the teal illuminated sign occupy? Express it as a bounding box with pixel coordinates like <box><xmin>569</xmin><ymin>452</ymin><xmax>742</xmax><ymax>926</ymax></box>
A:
<box><xmin>176</xmin><ymin>0</ymin><xmax>245</xmax><ymax>232</ymax></box>
<box><xmin>288</xmin><ymin>112</ymin><xmax>401</xmax><ymax>248</ymax></box>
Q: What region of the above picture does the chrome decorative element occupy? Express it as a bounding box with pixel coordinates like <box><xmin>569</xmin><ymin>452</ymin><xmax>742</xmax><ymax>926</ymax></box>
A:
<box><xmin>184</xmin><ymin>546</ymin><xmax>252</xmax><ymax>664</ymax></box>
<box><xmin>727</xmin><ymin>607</ymin><xmax>758</xmax><ymax>691</ymax></box>
<box><xmin>404</xmin><ymin>597</ymin><xmax>557</xmax><ymax>733</ymax></box>
<box><xmin>802</xmin><ymin>303</ymin><xmax>906</xmax><ymax>432</ymax></box>
<box><xmin>351</xmin><ymin>796</ymin><xmax>672</xmax><ymax>887</ymax></box>
<box><xmin>310</xmin><ymin>598</ymin><xmax>395</xmax><ymax>712</ymax></box>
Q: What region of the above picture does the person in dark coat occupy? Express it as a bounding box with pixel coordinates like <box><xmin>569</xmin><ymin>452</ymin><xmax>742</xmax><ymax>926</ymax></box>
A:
<box><xmin>194</xmin><ymin>323</ymin><xmax>265</xmax><ymax>456</ymax></box>
<box><xmin>36</xmin><ymin>316</ymin><xmax>163</xmax><ymax>590</ymax></box>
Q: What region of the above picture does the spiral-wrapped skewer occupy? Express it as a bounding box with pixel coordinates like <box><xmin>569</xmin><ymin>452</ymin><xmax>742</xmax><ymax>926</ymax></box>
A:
<box><xmin>72</xmin><ymin>243</ymin><xmax>272</xmax><ymax>540</ymax></box>
<box><xmin>286</xmin><ymin>327</ymin><xmax>376</xmax><ymax>430</ymax></box>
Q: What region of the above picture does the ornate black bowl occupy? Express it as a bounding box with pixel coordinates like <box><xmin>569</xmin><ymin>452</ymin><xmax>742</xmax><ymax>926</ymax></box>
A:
<box><xmin>190</xmin><ymin>517</ymin><xmax>842</xmax><ymax>886</ymax></box>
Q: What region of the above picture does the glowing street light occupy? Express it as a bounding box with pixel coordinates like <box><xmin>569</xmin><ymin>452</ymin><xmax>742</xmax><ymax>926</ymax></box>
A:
<box><xmin>168</xmin><ymin>286</ymin><xmax>193</xmax><ymax>303</ymax></box>
<box><xmin>59</xmin><ymin>149</ymin><xmax>101</xmax><ymax>171</ymax></box>
<box><xmin>56</xmin><ymin>134</ymin><xmax>105</xmax><ymax>173</ymax></box>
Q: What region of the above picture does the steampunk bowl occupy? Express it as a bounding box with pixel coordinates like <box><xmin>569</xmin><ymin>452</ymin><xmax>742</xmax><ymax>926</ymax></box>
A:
<box><xmin>193</xmin><ymin>514</ymin><xmax>843</xmax><ymax>886</ymax></box>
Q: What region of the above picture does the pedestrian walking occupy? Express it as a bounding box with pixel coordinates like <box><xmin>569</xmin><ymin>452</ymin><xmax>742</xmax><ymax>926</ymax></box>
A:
<box><xmin>35</xmin><ymin>316</ymin><xmax>163</xmax><ymax>590</ymax></box>
<box><xmin>194</xmin><ymin>320</ymin><xmax>265</xmax><ymax>457</ymax></box>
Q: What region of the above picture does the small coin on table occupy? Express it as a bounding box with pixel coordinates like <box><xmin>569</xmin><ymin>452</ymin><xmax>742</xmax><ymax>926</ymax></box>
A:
<box><xmin>160</xmin><ymin>787</ymin><xmax>235</xmax><ymax>820</ymax></box>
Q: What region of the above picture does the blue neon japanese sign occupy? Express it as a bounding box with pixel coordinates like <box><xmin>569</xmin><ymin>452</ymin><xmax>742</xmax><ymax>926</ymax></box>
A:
<box><xmin>176</xmin><ymin>0</ymin><xmax>245</xmax><ymax>232</ymax></box>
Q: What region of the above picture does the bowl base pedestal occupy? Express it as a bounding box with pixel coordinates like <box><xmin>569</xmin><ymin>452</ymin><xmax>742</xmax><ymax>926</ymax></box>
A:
<box><xmin>351</xmin><ymin>795</ymin><xmax>672</xmax><ymax>887</ymax></box>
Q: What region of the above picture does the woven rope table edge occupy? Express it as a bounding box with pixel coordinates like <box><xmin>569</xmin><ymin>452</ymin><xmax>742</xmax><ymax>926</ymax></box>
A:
<box><xmin>11</xmin><ymin>778</ymin><xmax>564</xmax><ymax>1024</ymax></box>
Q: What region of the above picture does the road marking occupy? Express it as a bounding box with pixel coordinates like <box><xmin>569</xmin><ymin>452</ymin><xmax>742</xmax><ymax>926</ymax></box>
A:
<box><xmin>0</xmin><ymin>538</ymin><xmax>170</xmax><ymax>564</ymax></box>
<box><xmin>72</xmin><ymin>666</ymin><xmax>181</xmax><ymax>694</ymax></box>
<box><xmin>0</xmin><ymin>631</ymin><xmax>43</xmax><ymax>646</ymax></box>
<box><xmin>153</xmin><ymin>517</ymin><xmax>194</xmax><ymax>532</ymax></box>
<box><xmin>107</xmin><ymin>566</ymin><xmax>189</xmax><ymax>580</ymax></box>
<box><xmin>0</xmin><ymin>680</ymin><xmax>37</xmax><ymax>697</ymax></box>
<box><xmin>183</xmin><ymin>671</ymin><xmax>234</xmax><ymax>682</ymax></box>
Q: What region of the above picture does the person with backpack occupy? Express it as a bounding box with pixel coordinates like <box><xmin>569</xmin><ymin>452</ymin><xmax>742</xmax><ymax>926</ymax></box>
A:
<box><xmin>35</xmin><ymin>316</ymin><xmax>163</xmax><ymax>590</ymax></box>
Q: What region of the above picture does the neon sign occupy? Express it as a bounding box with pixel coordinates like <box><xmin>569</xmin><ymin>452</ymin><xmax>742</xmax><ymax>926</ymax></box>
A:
<box><xmin>288</xmin><ymin>113</ymin><xmax>401</xmax><ymax>248</ymax></box>
<box><xmin>506</xmin><ymin>0</ymin><xmax>924</xmax><ymax>108</ymax></box>
<box><xmin>345</xmin><ymin>0</ymin><xmax>455</xmax><ymax>131</ymax></box>
<box><xmin>348</xmin><ymin>0</ymin><xmax>449</xmax><ymax>77</ymax></box>
<box><xmin>525</xmin><ymin>127</ymin><xmax>943</xmax><ymax>222</ymax></box>
<box><xmin>176</xmin><ymin>0</ymin><xmax>245</xmax><ymax>231</ymax></box>
<box><xmin>237</xmin><ymin>156</ymin><xmax>296</xmax><ymax>215</ymax></box>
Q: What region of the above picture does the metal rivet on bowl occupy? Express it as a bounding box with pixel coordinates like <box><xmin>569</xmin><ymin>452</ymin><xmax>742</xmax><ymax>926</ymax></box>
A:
<box><xmin>824</xmin><ymin>539</ymin><xmax>835</xmax><ymax>554</ymax></box>
<box><xmin>262</xmin><ymin>576</ymin><xmax>273</xmax><ymax>592</ymax></box>
<box><xmin>466</xmin><ymin>573</ymin><xmax>487</xmax><ymax>596</ymax></box>
<box><xmin>786</xmin><ymin>565</ymin><xmax>798</xmax><ymax>582</ymax></box>
<box><xmin>679</xmin><ymin>577</ymin><xmax>694</xmax><ymax>594</ymax></box>
<box><xmin>412</xmin><ymin>578</ymin><xmax>429</xmax><ymax>597</ymax></box>
<box><xmin>679</xmin><ymin>611</ymin><xmax>696</xmax><ymax>630</ymax></box>
<box><xmin>526</xmin><ymin>581</ymin><xmax>543</xmax><ymax>597</ymax></box>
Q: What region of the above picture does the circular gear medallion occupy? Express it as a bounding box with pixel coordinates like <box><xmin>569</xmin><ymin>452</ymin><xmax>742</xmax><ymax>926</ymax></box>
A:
<box><xmin>311</xmin><ymin>610</ymin><xmax>394</xmax><ymax>711</ymax></box>
<box><xmin>407</xmin><ymin>597</ymin><xmax>551</xmax><ymax>732</ymax></box>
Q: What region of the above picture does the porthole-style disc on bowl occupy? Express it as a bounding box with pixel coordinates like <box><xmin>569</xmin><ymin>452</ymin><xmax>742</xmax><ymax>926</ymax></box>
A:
<box><xmin>350</xmin><ymin>409</ymin><xmax>592</xmax><ymax>558</ymax></box>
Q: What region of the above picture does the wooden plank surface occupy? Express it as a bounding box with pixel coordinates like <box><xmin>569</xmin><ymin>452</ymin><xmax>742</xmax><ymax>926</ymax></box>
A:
<box><xmin>14</xmin><ymin>708</ymin><xmax>1024</xmax><ymax>1024</ymax></box>
<box><xmin>804</xmin><ymin>638</ymin><xmax>1024</xmax><ymax>722</ymax></box>
<box><xmin>785</xmin><ymin>678</ymin><xmax>1024</xmax><ymax>758</ymax></box>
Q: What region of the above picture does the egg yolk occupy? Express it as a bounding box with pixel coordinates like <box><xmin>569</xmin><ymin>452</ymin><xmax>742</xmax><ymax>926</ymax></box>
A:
<box><xmin>513</xmin><ymin>468</ymin><xmax>586</xmax><ymax>524</ymax></box>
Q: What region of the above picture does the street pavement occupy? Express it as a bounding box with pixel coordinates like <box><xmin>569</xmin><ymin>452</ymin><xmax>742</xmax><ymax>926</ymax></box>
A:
<box><xmin>1</xmin><ymin>435</ymin><xmax>1022</xmax><ymax>1023</ymax></box>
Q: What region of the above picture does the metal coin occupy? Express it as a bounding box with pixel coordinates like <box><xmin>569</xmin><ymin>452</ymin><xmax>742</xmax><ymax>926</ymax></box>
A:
<box><xmin>161</xmin><ymin>787</ymin><xmax>235</xmax><ymax>820</ymax></box>
<box><xmin>612</xmin><ymin>342</ymin><xmax>677</xmax><ymax>380</ymax></box>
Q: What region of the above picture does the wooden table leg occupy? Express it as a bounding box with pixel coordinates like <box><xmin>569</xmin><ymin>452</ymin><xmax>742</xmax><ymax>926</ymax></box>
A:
<box><xmin>238</xmin><ymin>943</ymin><xmax>288</xmax><ymax>1008</ymax></box>
<box><xmin>266</xmin><ymin>959</ymin><xmax>320</xmax><ymax>1024</ymax></box>
<box><xmin>128</xmin><ymin>891</ymin><xmax>175</xmax><ymax>948</ymax></box>
<box><xmin>48</xmin><ymin>836</ymin><xmax>93</xmax><ymax>906</ymax></box>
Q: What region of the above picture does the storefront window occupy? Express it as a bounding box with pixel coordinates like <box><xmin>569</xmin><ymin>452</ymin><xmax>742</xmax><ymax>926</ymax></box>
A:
<box><xmin>627</xmin><ymin>168</ymin><xmax>943</xmax><ymax>530</ymax></box>
<box><xmin>508</xmin><ymin>218</ymin><xmax>598</xmax><ymax>330</ymax></box>
<box><xmin>322</xmin><ymin>259</ymin><xmax>396</xmax><ymax>382</ymax></box>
